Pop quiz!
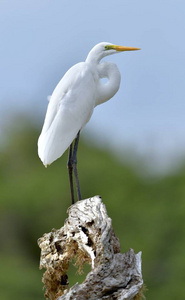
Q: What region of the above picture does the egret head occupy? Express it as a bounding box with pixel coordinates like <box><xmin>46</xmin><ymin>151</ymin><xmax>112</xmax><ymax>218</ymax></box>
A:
<box><xmin>86</xmin><ymin>42</ymin><xmax>140</xmax><ymax>63</ymax></box>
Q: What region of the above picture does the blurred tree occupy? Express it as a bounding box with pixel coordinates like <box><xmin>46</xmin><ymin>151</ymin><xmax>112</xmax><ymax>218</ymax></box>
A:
<box><xmin>0</xmin><ymin>118</ymin><xmax>185</xmax><ymax>299</ymax></box>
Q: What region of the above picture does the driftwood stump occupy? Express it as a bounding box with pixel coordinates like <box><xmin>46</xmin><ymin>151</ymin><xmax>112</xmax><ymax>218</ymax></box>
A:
<box><xmin>38</xmin><ymin>196</ymin><xmax>144</xmax><ymax>300</ymax></box>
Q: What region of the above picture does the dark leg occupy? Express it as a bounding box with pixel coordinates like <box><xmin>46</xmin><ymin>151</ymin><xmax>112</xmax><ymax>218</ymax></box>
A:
<box><xmin>72</xmin><ymin>131</ymin><xmax>82</xmax><ymax>201</ymax></box>
<box><xmin>67</xmin><ymin>143</ymin><xmax>75</xmax><ymax>204</ymax></box>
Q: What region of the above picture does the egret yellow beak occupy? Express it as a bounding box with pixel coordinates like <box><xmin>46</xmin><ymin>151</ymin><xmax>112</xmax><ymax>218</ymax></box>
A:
<box><xmin>106</xmin><ymin>45</ymin><xmax>140</xmax><ymax>51</ymax></box>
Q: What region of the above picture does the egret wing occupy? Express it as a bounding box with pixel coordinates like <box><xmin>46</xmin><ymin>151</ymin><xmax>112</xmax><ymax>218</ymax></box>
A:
<box><xmin>38</xmin><ymin>62</ymin><xmax>96</xmax><ymax>166</ymax></box>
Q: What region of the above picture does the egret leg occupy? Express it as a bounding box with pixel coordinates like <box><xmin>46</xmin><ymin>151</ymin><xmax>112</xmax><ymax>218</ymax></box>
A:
<box><xmin>67</xmin><ymin>143</ymin><xmax>75</xmax><ymax>204</ymax></box>
<box><xmin>72</xmin><ymin>131</ymin><xmax>82</xmax><ymax>201</ymax></box>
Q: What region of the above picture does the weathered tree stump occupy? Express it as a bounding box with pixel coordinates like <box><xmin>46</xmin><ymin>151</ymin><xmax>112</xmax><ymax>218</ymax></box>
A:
<box><xmin>38</xmin><ymin>196</ymin><xmax>144</xmax><ymax>300</ymax></box>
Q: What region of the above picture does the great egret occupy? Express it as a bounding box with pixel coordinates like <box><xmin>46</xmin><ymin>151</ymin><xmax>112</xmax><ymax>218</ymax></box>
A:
<box><xmin>38</xmin><ymin>42</ymin><xmax>140</xmax><ymax>203</ymax></box>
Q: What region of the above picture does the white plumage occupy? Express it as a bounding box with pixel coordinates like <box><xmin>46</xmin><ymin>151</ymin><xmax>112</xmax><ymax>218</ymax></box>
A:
<box><xmin>38</xmin><ymin>42</ymin><xmax>140</xmax><ymax>166</ymax></box>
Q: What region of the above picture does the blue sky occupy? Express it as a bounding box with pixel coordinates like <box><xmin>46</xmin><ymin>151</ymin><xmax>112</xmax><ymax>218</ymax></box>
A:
<box><xmin>1</xmin><ymin>0</ymin><xmax>185</xmax><ymax>172</ymax></box>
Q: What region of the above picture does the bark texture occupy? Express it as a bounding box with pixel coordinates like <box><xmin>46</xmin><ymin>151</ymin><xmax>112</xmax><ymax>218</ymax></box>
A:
<box><xmin>38</xmin><ymin>196</ymin><xmax>143</xmax><ymax>300</ymax></box>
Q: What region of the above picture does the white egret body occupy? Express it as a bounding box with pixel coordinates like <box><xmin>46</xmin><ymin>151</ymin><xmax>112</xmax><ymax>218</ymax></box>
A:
<box><xmin>38</xmin><ymin>42</ymin><xmax>140</xmax><ymax>202</ymax></box>
<box><xmin>38</xmin><ymin>42</ymin><xmax>139</xmax><ymax>166</ymax></box>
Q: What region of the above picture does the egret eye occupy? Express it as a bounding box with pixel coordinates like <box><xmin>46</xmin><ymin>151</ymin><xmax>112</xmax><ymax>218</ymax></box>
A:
<box><xmin>104</xmin><ymin>45</ymin><xmax>112</xmax><ymax>51</ymax></box>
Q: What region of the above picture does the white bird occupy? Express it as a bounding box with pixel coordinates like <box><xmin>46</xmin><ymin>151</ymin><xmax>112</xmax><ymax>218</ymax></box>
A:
<box><xmin>38</xmin><ymin>42</ymin><xmax>140</xmax><ymax>203</ymax></box>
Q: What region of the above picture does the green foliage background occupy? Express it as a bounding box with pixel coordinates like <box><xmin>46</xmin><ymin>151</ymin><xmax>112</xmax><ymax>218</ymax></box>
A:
<box><xmin>1</xmin><ymin>119</ymin><xmax>185</xmax><ymax>299</ymax></box>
